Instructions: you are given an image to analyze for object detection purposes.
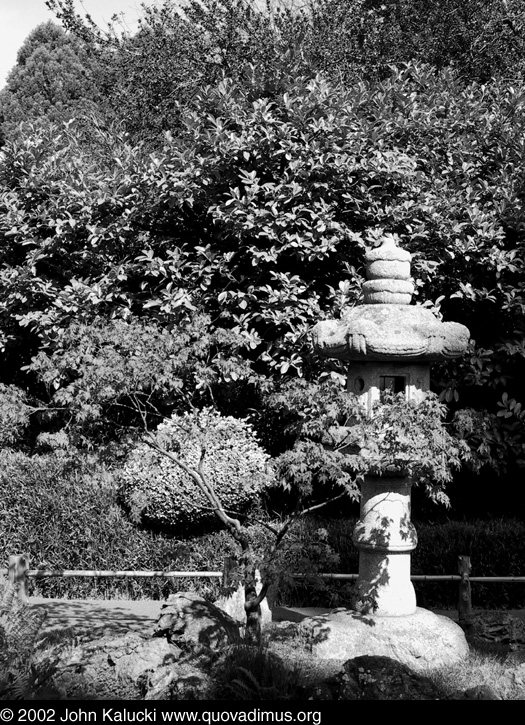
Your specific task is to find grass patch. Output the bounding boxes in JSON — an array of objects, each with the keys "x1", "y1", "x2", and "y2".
[{"x1": 428, "y1": 650, "x2": 524, "y2": 700}]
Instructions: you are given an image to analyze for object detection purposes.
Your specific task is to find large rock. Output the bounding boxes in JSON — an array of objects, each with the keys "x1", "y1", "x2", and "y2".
[
  {"x1": 310, "y1": 655, "x2": 443, "y2": 700},
  {"x1": 48, "y1": 632, "x2": 181, "y2": 700},
  {"x1": 144, "y1": 662, "x2": 212, "y2": 700},
  {"x1": 460, "y1": 611, "x2": 525, "y2": 657},
  {"x1": 298, "y1": 607, "x2": 469, "y2": 672},
  {"x1": 452, "y1": 684, "x2": 502, "y2": 700},
  {"x1": 153, "y1": 592, "x2": 241, "y2": 653}
]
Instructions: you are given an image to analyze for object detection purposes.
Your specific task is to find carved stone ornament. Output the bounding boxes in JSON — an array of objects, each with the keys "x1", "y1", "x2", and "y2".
[{"x1": 312, "y1": 237, "x2": 470, "y2": 362}]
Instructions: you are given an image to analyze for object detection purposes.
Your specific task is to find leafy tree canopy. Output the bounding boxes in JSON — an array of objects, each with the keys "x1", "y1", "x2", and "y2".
[
  {"x1": 1, "y1": 64, "x2": 525, "y2": 463},
  {"x1": 293, "y1": 0, "x2": 525, "y2": 84},
  {"x1": 0, "y1": 21, "x2": 106, "y2": 142},
  {"x1": 43, "y1": 0, "x2": 525, "y2": 146},
  {"x1": 1, "y1": 4, "x2": 525, "y2": 479}
]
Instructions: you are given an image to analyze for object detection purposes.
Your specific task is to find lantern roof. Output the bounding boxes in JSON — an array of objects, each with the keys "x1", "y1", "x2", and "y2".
[{"x1": 312, "y1": 238, "x2": 470, "y2": 362}]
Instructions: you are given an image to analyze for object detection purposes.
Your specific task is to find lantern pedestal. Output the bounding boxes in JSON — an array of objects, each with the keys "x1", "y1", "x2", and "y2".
[
  {"x1": 352, "y1": 474, "x2": 417, "y2": 617},
  {"x1": 295, "y1": 472, "x2": 469, "y2": 672}
]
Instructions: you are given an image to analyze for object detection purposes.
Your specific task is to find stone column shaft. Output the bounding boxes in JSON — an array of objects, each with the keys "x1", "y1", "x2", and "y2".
[{"x1": 352, "y1": 475, "x2": 417, "y2": 616}]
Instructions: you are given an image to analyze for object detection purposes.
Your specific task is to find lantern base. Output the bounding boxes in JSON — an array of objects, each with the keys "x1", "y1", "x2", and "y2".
[{"x1": 298, "y1": 607, "x2": 468, "y2": 673}]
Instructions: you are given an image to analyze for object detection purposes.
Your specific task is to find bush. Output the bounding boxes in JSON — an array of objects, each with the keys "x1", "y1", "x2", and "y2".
[
  {"x1": 118, "y1": 408, "x2": 273, "y2": 534},
  {"x1": 211, "y1": 643, "x2": 306, "y2": 700}
]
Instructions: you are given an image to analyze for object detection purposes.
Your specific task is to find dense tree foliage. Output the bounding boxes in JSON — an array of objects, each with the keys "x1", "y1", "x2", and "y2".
[
  {"x1": 1, "y1": 0, "x2": 525, "y2": 509},
  {"x1": 0, "y1": 21, "x2": 106, "y2": 142},
  {"x1": 1, "y1": 61, "x2": 525, "y2": 468},
  {"x1": 293, "y1": 0, "x2": 525, "y2": 83},
  {"x1": 45, "y1": 0, "x2": 301, "y2": 144},
  {"x1": 43, "y1": 0, "x2": 525, "y2": 146}
]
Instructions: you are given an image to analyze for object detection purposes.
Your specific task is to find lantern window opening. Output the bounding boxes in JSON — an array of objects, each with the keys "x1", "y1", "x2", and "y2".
[{"x1": 379, "y1": 375, "x2": 406, "y2": 396}]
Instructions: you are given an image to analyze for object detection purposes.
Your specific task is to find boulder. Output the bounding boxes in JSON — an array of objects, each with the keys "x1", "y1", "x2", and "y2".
[
  {"x1": 298, "y1": 607, "x2": 469, "y2": 672},
  {"x1": 498, "y1": 663, "x2": 525, "y2": 697},
  {"x1": 144, "y1": 662, "x2": 212, "y2": 700},
  {"x1": 310, "y1": 655, "x2": 443, "y2": 700},
  {"x1": 460, "y1": 611, "x2": 525, "y2": 657},
  {"x1": 454, "y1": 684, "x2": 502, "y2": 700},
  {"x1": 48, "y1": 632, "x2": 180, "y2": 700},
  {"x1": 153, "y1": 592, "x2": 241, "y2": 653},
  {"x1": 505, "y1": 650, "x2": 525, "y2": 666}
]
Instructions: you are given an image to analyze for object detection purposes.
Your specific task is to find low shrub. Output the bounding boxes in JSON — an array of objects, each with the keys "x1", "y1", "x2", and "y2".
[
  {"x1": 211, "y1": 643, "x2": 306, "y2": 700},
  {"x1": 118, "y1": 408, "x2": 273, "y2": 535}
]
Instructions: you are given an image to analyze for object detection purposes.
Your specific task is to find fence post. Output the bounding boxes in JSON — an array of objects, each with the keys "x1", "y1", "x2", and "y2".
[
  {"x1": 222, "y1": 556, "x2": 237, "y2": 590},
  {"x1": 8, "y1": 554, "x2": 29, "y2": 603},
  {"x1": 458, "y1": 555, "x2": 472, "y2": 621}
]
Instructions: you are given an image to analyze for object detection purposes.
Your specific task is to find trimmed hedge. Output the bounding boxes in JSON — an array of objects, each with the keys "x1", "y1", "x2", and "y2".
[
  {"x1": 412, "y1": 518, "x2": 525, "y2": 610},
  {"x1": 117, "y1": 409, "x2": 272, "y2": 535}
]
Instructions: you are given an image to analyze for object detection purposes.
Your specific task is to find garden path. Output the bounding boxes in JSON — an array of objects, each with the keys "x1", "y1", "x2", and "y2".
[
  {"x1": 29, "y1": 597, "x2": 160, "y2": 637},
  {"x1": 28, "y1": 597, "x2": 525, "y2": 638}
]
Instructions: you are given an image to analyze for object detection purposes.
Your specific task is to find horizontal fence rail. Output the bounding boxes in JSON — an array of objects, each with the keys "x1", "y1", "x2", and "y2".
[
  {"x1": 22, "y1": 570, "x2": 223, "y2": 579},
  {"x1": 5, "y1": 554, "x2": 525, "y2": 619},
  {"x1": 309, "y1": 573, "x2": 525, "y2": 582}
]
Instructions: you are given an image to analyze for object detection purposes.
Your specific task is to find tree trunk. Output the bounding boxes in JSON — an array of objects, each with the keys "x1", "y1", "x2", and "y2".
[{"x1": 243, "y1": 563, "x2": 262, "y2": 642}]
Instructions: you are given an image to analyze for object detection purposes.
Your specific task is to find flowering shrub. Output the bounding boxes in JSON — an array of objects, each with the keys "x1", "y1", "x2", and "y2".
[{"x1": 118, "y1": 408, "x2": 273, "y2": 533}]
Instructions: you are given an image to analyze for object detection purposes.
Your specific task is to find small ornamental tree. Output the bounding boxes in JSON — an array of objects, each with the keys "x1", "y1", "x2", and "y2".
[
  {"x1": 3, "y1": 312, "x2": 352, "y2": 638},
  {"x1": 267, "y1": 379, "x2": 471, "y2": 508},
  {"x1": 25, "y1": 314, "x2": 256, "y2": 444},
  {"x1": 1, "y1": 309, "x2": 473, "y2": 637}
]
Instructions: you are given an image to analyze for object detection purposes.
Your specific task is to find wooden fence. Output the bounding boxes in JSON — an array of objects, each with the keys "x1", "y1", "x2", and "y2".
[{"x1": 5, "y1": 553, "x2": 525, "y2": 619}]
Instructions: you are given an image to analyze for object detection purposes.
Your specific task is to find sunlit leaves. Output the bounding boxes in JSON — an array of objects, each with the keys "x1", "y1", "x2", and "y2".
[
  {"x1": 25, "y1": 314, "x2": 254, "y2": 442},
  {"x1": 268, "y1": 381, "x2": 470, "y2": 507}
]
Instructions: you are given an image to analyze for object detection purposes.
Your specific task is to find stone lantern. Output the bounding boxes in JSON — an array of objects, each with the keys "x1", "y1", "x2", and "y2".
[{"x1": 301, "y1": 237, "x2": 471, "y2": 671}]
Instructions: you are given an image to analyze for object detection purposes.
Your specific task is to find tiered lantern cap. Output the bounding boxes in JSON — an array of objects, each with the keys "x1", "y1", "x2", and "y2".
[{"x1": 313, "y1": 238, "x2": 470, "y2": 361}]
